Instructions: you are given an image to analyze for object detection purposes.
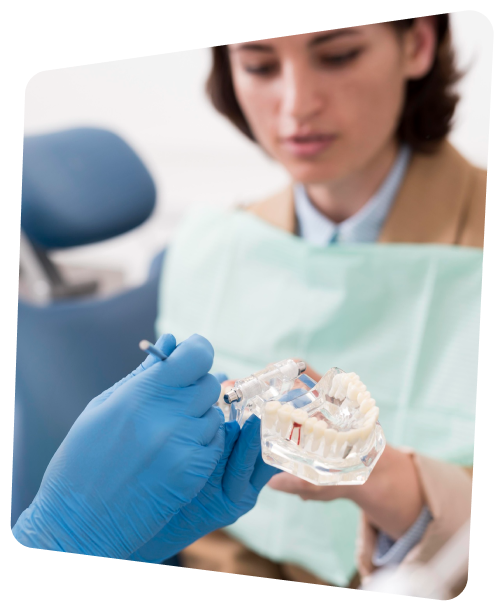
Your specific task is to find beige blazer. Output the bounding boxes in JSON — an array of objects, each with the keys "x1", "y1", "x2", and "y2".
[
  {"x1": 246, "y1": 140, "x2": 486, "y2": 580},
  {"x1": 247, "y1": 140, "x2": 486, "y2": 248}
]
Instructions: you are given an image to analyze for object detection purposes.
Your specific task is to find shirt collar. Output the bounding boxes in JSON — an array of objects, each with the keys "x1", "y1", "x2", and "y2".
[{"x1": 294, "y1": 145, "x2": 411, "y2": 246}]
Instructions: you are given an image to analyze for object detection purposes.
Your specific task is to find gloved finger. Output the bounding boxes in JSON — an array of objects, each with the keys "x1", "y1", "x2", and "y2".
[
  {"x1": 178, "y1": 373, "x2": 222, "y2": 418},
  {"x1": 249, "y1": 454, "x2": 280, "y2": 492},
  {"x1": 212, "y1": 373, "x2": 231, "y2": 410},
  {"x1": 193, "y1": 406, "x2": 226, "y2": 446},
  {"x1": 139, "y1": 334, "x2": 177, "y2": 371},
  {"x1": 207, "y1": 421, "x2": 241, "y2": 482},
  {"x1": 222, "y1": 415, "x2": 262, "y2": 503},
  {"x1": 156, "y1": 334, "x2": 215, "y2": 388},
  {"x1": 116, "y1": 334, "x2": 178, "y2": 385},
  {"x1": 225, "y1": 420, "x2": 241, "y2": 450},
  {"x1": 204, "y1": 416, "x2": 227, "y2": 464},
  {"x1": 86, "y1": 334, "x2": 177, "y2": 410},
  {"x1": 219, "y1": 420, "x2": 241, "y2": 459}
]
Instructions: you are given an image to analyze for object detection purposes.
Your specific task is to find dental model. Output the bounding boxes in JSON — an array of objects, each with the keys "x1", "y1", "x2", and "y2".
[
  {"x1": 219, "y1": 359, "x2": 308, "y2": 425},
  {"x1": 221, "y1": 360, "x2": 386, "y2": 486}
]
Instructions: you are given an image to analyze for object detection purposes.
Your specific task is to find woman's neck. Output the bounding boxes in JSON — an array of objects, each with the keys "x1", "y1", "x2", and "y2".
[{"x1": 303, "y1": 140, "x2": 400, "y2": 224}]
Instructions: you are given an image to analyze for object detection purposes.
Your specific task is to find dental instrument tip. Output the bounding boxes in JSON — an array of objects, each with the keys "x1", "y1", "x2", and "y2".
[{"x1": 139, "y1": 340, "x2": 168, "y2": 361}]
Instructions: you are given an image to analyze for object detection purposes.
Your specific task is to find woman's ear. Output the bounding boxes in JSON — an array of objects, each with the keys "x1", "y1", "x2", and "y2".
[{"x1": 401, "y1": 16, "x2": 438, "y2": 80}]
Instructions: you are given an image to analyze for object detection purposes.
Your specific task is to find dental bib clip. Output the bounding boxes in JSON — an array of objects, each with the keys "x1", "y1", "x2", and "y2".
[{"x1": 219, "y1": 359, "x2": 386, "y2": 486}]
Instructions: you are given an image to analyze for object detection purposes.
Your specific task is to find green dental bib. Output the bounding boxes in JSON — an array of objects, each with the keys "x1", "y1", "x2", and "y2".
[{"x1": 157, "y1": 207, "x2": 482, "y2": 585}]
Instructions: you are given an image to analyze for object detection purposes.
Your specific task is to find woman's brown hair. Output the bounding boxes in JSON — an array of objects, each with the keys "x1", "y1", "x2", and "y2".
[{"x1": 206, "y1": 15, "x2": 460, "y2": 153}]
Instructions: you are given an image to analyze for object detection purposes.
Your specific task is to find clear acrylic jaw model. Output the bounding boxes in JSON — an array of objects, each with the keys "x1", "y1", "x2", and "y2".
[{"x1": 220, "y1": 360, "x2": 386, "y2": 486}]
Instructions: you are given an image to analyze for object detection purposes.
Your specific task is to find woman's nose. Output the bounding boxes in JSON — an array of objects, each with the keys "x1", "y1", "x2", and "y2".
[{"x1": 279, "y1": 62, "x2": 324, "y2": 122}]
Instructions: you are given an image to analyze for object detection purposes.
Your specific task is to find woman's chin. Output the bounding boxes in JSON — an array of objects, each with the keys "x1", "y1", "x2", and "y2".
[
  {"x1": 286, "y1": 162, "x2": 349, "y2": 186},
  {"x1": 271, "y1": 148, "x2": 353, "y2": 185}
]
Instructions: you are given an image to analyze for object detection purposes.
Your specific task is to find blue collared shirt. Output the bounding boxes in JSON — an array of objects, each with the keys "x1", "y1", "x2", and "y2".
[
  {"x1": 294, "y1": 145, "x2": 411, "y2": 245},
  {"x1": 293, "y1": 144, "x2": 433, "y2": 566}
]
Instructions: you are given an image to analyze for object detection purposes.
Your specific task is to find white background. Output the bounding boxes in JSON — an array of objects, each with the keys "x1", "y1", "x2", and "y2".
[{"x1": 23, "y1": 11, "x2": 494, "y2": 285}]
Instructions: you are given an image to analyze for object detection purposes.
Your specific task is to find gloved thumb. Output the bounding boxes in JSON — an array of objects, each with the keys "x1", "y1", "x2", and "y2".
[
  {"x1": 145, "y1": 334, "x2": 215, "y2": 389},
  {"x1": 86, "y1": 334, "x2": 177, "y2": 410}
]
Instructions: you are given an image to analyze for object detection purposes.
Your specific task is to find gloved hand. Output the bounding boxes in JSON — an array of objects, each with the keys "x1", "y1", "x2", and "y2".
[
  {"x1": 13, "y1": 333, "x2": 225, "y2": 559},
  {"x1": 129, "y1": 414, "x2": 279, "y2": 563}
]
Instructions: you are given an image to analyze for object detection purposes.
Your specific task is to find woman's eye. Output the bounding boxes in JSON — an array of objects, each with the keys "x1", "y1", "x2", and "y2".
[
  {"x1": 320, "y1": 49, "x2": 362, "y2": 66},
  {"x1": 244, "y1": 63, "x2": 277, "y2": 76}
]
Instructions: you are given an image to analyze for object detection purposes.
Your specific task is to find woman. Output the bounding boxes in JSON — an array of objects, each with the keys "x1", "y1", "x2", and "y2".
[{"x1": 156, "y1": 15, "x2": 485, "y2": 588}]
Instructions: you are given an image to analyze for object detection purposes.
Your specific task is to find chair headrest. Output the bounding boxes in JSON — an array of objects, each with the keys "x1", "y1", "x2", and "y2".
[{"x1": 21, "y1": 127, "x2": 156, "y2": 249}]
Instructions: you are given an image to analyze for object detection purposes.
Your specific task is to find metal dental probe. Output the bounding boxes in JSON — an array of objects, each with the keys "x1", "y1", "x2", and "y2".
[{"x1": 139, "y1": 339, "x2": 168, "y2": 361}]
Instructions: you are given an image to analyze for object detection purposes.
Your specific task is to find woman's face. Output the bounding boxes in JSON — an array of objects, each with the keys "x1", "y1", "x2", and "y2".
[{"x1": 228, "y1": 23, "x2": 436, "y2": 184}]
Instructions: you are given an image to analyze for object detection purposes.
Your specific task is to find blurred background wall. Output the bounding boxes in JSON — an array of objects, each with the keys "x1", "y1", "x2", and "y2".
[{"x1": 23, "y1": 11, "x2": 493, "y2": 286}]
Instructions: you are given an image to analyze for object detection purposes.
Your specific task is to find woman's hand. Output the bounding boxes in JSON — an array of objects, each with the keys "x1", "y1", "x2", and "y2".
[
  {"x1": 272, "y1": 360, "x2": 426, "y2": 540},
  {"x1": 269, "y1": 444, "x2": 426, "y2": 541}
]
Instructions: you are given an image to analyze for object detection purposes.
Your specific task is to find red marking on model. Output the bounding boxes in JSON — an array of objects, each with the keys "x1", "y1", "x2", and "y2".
[{"x1": 289, "y1": 422, "x2": 302, "y2": 445}]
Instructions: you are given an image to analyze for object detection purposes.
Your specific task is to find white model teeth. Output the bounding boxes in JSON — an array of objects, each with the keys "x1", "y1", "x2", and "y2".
[
  {"x1": 301, "y1": 416, "x2": 317, "y2": 445},
  {"x1": 263, "y1": 401, "x2": 281, "y2": 429},
  {"x1": 357, "y1": 390, "x2": 371, "y2": 404},
  {"x1": 336, "y1": 431, "x2": 352, "y2": 457},
  {"x1": 330, "y1": 371, "x2": 358, "y2": 399},
  {"x1": 340, "y1": 398, "x2": 355, "y2": 411},
  {"x1": 360, "y1": 397, "x2": 376, "y2": 414},
  {"x1": 347, "y1": 381, "x2": 365, "y2": 402},
  {"x1": 329, "y1": 372, "x2": 373, "y2": 414},
  {"x1": 357, "y1": 408, "x2": 379, "y2": 442},
  {"x1": 278, "y1": 404, "x2": 295, "y2": 437},
  {"x1": 330, "y1": 374, "x2": 347, "y2": 401},
  {"x1": 261, "y1": 371, "x2": 380, "y2": 459},
  {"x1": 312, "y1": 420, "x2": 328, "y2": 451},
  {"x1": 323, "y1": 429, "x2": 338, "y2": 457},
  {"x1": 364, "y1": 406, "x2": 379, "y2": 425},
  {"x1": 303, "y1": 417, "x2": 317, "y2": 435},
  {"x1": 292, "y1": 410, "x2": 308, "y2": 425},
  {"x1": 289, "y1": 410, "x2": 308, "y2": 444}
]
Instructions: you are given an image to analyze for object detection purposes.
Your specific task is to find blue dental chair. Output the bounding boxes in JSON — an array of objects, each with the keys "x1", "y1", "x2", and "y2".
[{"x1": 13, "y1": 127, "x2": 177, "y2": 565}]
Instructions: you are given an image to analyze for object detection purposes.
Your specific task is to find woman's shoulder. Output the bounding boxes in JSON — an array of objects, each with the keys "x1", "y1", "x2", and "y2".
[
  {"x1": 416, "y1": 141, "x2": 486, "y2": 248},
  {"x1": 448, "y1": 145, "x2": 487, "y2": 248},
  {"x1": 430, "y1": 140, "x2": 486, "y2": 190},
  {"x1": 380, "y1": 141, "x2": 487, "y2": 248},
  {"x1": 245, "y1": 186, "x2": 296, "y2": 235}
]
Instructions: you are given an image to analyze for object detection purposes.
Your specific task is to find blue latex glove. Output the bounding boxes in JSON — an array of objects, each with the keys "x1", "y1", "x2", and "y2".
[
  {"x1": 213, "y1": 372, "x2": 229, "y2": 384},
  {"x1": 13, "y1": 334, "x2": 225, "y2": 559},
  {"x1": 129, "y1": 414, "x2": 279, "y2": 563}
]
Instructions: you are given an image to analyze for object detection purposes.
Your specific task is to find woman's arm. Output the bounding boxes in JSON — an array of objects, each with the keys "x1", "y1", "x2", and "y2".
[
  {"x1": 268, "y1": 361, "x2": 473, "y2": 573},
  {"x1": 269, "y1": 444, "x2": 425, "y2": 540},
  {"x1": 276, "y1": 360, "x2": 425, "y2": 539}
]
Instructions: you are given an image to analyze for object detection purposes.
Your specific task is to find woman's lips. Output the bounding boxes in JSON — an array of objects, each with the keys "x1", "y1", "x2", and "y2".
[{"x1": 281, "y1": 134, "x2": 337, "y2": 157}]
